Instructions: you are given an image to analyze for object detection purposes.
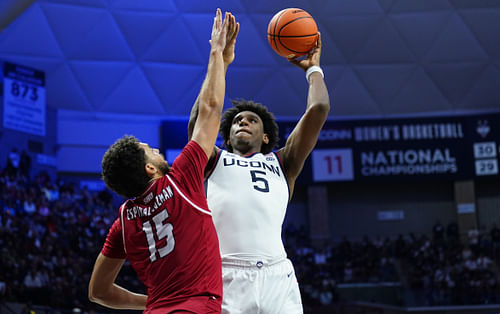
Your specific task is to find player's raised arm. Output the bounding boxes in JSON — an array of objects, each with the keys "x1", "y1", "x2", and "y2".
[
  {"x1": 188, "y1": 11, "x2": 239, "y2": 147},
  {"x1": 189, "y1": 9, "x2": 229, "y2": 158},
  {"x1": 278, "y1": 33, "x2": 330, "y2": 195}
]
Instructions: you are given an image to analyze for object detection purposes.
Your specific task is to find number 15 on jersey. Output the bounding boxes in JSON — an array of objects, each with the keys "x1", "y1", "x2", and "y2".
[{"x1": 312, "y1": 148, "x2": 354, "y2": 182}]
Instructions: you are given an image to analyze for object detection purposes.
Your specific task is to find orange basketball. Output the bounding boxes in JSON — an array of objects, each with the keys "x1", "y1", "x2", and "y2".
[{"x1": 267, "y1": 8, "x2": 319, "y2": 58}]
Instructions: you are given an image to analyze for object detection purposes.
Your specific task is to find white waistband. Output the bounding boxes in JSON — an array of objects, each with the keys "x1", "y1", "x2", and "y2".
[{"x1": 221, "y1": 255, "x2": 287, "y2": 268}]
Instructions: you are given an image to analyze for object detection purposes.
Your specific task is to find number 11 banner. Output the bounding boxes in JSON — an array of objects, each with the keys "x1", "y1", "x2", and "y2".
[
  {"x1": 312, "y1": 148, "x2": 354, "y2": 182},
  {"x1": 2, "y1": 61, "x2": 46, "y2": 136}
]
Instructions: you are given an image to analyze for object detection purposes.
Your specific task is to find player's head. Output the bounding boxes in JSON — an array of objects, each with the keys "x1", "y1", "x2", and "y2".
[
  {"x1": 101, "y1": 135, "x2": 169, "y2": 199},
  {"x1": 220, "y1": 99, "x2": 279, "y2": 154}
]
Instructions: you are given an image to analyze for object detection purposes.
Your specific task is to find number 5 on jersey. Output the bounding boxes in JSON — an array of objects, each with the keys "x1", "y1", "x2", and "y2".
[{"x1": 250, "y1": 170, "x2": 269, "y2": 192}]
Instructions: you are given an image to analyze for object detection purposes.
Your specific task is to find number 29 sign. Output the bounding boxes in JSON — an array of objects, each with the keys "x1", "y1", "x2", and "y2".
[{"x1": 311, "y1": 148, "x2": 354, "y2": 182}]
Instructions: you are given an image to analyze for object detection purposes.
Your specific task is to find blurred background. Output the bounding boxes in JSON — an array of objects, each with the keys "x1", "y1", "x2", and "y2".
[{"x1": 1, "y1": 0, "x2": 500, "y2": 313}]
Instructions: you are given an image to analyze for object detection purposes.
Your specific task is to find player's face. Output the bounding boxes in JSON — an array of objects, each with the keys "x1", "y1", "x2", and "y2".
[
  {"x1": 229, "y1": 111, "x2": 269, "y2": 153},
  {"x1": 140, "y1": 143, "x2": 169, "y2": 175}
]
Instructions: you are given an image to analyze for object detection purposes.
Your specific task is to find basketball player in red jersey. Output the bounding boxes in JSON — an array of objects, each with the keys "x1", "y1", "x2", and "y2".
[
  {"x1": 88, "y1": 9, "x2": 239, "y2": 313},
  {"x1": 188, "y1": 33, "x2": 329, "y2": 313}
]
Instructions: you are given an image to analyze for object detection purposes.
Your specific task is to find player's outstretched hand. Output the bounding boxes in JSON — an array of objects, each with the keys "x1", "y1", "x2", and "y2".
[
  {"x1": 223, "y1": 13, "x2": 240, "y2": 67},
  {"x1": 288, "y1": 32, "x2": 322, "y2": 71},
  {"x1": 210, "y1": 8, "x2": 229, "y2": 53}
]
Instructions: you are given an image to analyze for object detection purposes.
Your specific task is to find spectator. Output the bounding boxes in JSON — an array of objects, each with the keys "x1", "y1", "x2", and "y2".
[
  {"x1": 433, "y1": 220, "x2": 445, "y2": 242},
  {"x1": 446, "y1": 221, "x2": 459, "y2": 242},
  {"x1": 19, "y1": 150, "x2": 31, "y2": 178},
  {"x1": 23, "y1": 196, "x2": 36, "y2": 215},
  {"x1": 468, "y1": 228, "x2": 480, "y2": 255},
  {"x1": 5, "y1": 148, "x2": 20, "y2": 177},
  {"x1": 491, "y1": 223, "x2": 500, "y2": 259}
]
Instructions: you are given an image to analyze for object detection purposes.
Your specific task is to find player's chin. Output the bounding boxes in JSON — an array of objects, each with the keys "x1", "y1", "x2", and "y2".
[{"x1": 234, "y1": 136, "x2": 251, "y2": 144}]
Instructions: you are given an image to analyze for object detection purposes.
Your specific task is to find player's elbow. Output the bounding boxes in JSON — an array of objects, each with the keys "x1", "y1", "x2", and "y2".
[
  {"x1": 88, "y1": 283, "x2": 107, "y2": 304},
  {"x1": 310, "y1": 99, "x2": 330, "y2": 117},
  {"x1": 205, "y1": 95, "x2": 224, "y2": 111},
  {"x1": 206, "y1": 98, "x2": 222, "y2": 110},
  {"x1": 88, "y1": 292, "x2": 98, "y2": 303},
  {"x1": 199, "y1": 99, "x2": 223, "y2": 118},
  {"x1": 88, "y1": 286, "x2": 98, "y2": 302}
]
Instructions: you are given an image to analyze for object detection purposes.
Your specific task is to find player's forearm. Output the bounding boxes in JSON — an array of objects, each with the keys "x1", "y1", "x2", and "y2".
[
  {"x1": 198, "y1": 49, "x2": 225, "y2": 113},
  {"x1": 188, "y1": 50, "x2": 225, "y2": 140},
  {"x1": 307, "y1": 72, "x2": 330, "y2": 114},
  {"x1": 89, "y1": 283, "x2": 147, "y2": 310},
  {"x1": 188, "y1": 95, "x2": 200, "y2": 140}
]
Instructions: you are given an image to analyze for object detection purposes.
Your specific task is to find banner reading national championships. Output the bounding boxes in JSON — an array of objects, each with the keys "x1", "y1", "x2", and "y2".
[{"x1": 277, "y1": 113, "x2": 500, "y2": 183}]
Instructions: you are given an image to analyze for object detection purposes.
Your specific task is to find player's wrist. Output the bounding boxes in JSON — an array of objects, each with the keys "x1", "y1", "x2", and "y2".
[
  {"x1": 306, "y1": 65, "x2": 324, "y2": 82},
  {"x1": 210, "y1": 47, "x2": 224, "y2": 55}
]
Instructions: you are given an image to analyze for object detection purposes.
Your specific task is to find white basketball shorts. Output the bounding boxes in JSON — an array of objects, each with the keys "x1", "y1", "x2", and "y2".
[{"x1": 220, "y1": 257, "x2": 303, "y2": 314}]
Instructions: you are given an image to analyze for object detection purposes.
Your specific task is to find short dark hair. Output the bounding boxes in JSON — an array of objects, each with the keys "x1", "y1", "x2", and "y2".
[
  {"x1": 220, "y1": 99, "x2": 279, "y2": 154},
  {"x1": 101, "y1": 135, "x2": 149, "y2": 199}
]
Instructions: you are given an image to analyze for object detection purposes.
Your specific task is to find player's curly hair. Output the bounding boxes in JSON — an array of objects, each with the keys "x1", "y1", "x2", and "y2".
[
  {"x1": 101, "y1": 135, "x2": 150, "y2": 199},
  {"x1": 220, "y1": 99, "x2": 279, "y2": 154}
]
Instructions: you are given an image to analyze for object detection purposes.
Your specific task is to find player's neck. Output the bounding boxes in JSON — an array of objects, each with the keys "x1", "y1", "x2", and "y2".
[{"x1": 232, "y1": 145, "x2": 261, "y2": 156}]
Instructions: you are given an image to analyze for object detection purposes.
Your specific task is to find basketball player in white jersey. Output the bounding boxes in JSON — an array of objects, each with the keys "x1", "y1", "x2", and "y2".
[{"x1": 188, "y1": 31, "x2": 329, "y2": 313}]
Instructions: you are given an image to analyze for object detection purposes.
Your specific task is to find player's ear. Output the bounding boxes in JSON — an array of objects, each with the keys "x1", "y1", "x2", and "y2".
[
  {"x1": 263, "y1": 134, "x2": 269, "y2": 145},
  {"x1": 226, "y1": 139, "x2": 231, "y2": 146},
  {"x1": 145, "y1": 163, "x2": 157, "y2": 177}
]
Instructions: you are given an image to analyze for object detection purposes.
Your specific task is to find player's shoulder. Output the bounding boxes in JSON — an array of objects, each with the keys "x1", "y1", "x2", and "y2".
[
  {"x1": 183, "y1": 140, "x2": 205, "y2": 157},
  {"x1": 171, "y1": 140, "x2": 207, "y2": 171}
]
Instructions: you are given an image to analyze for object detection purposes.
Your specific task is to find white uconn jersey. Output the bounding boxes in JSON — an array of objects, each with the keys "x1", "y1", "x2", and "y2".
[{"x1": 207, "y1": 149, "x2": 289, "y2": 259}]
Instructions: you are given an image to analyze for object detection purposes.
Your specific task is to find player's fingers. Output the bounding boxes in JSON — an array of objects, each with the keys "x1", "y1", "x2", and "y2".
[
  {"x1": 223, "y1": 11, "x2": 229, "y2": 28},
  {"x1": 228, "y1": 13, "x2": 234, "y2": 32},
  {"x1": 216, "y1": 8, "x2": 221, "y2": 26},
  {"x1": 218, "y1": 9, "x2": 224, "y2": 30},
  {"x1": 231, "y1": 15, "x2": 238, "y2": 38},
  {"x1": 212, "y1": 11, "x2": 218, "y2": 32},
  {"x1": 287, "y1": 56, "x2": 299, "y2": 65},
  {"x1": 229, "y1": 20, "x2": 239, "y2": 42},
  {"x1": 233, "y1": 22, "x2": 240, "y2": 41},
  {"x1": 225, "y1": 14, "x2": 233, "y2": 38}
]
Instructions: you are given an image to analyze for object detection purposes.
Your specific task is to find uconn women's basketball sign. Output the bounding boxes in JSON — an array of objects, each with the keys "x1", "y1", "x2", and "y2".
[{"x1": 277, "y1": 113, "x2": 500, "y2": 183}]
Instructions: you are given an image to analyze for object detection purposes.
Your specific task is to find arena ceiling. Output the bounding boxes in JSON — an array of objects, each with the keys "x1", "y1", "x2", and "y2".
[{"x1": 1, "y1": 0, "x2": 499, "y2": 119}]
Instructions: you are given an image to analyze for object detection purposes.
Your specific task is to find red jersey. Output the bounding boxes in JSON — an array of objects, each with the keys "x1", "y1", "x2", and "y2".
[{"x1": 101, "y1": 141, "x2": 222, "y2": 312}]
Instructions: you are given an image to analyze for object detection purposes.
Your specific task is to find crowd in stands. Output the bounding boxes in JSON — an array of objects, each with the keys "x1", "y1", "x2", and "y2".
[
  {"x1": 399, "y1": 221, "x2": 500, "y2": 305},
  {"x1": 284, "y1": 226, "x2": 399, "y2": 307},
  {"x1": 283, "y1": 219, "x2": 500, "y2": 308},
  {"x1": 1, "y1": 151, "x2": 500, "y2": 312},
  {"x1": 0, "y1": 153, "x2": 144, "y2": 312}
]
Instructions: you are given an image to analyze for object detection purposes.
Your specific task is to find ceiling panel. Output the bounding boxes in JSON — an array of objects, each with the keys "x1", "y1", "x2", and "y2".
[{"x1": 0, "y1": 0, "x2": 498, "y2": 118}]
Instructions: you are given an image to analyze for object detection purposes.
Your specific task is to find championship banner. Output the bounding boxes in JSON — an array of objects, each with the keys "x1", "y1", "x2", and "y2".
[
  {"x1": 278, "y1": 113, "x2": 500, "y2": 183},
  {"x1": 2, "y1": 61, "x2": 46, "y2": 136}
]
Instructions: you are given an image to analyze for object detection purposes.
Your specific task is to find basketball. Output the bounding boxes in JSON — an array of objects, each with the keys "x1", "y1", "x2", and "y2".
[{"x1": 267, "y1": 8, "x2": 319, "y2": 58}]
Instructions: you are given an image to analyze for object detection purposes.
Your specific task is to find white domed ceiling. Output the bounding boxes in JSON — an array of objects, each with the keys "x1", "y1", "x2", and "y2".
[{"x1": 1, "y1": 0, "x2": 499, "y2": 118}]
